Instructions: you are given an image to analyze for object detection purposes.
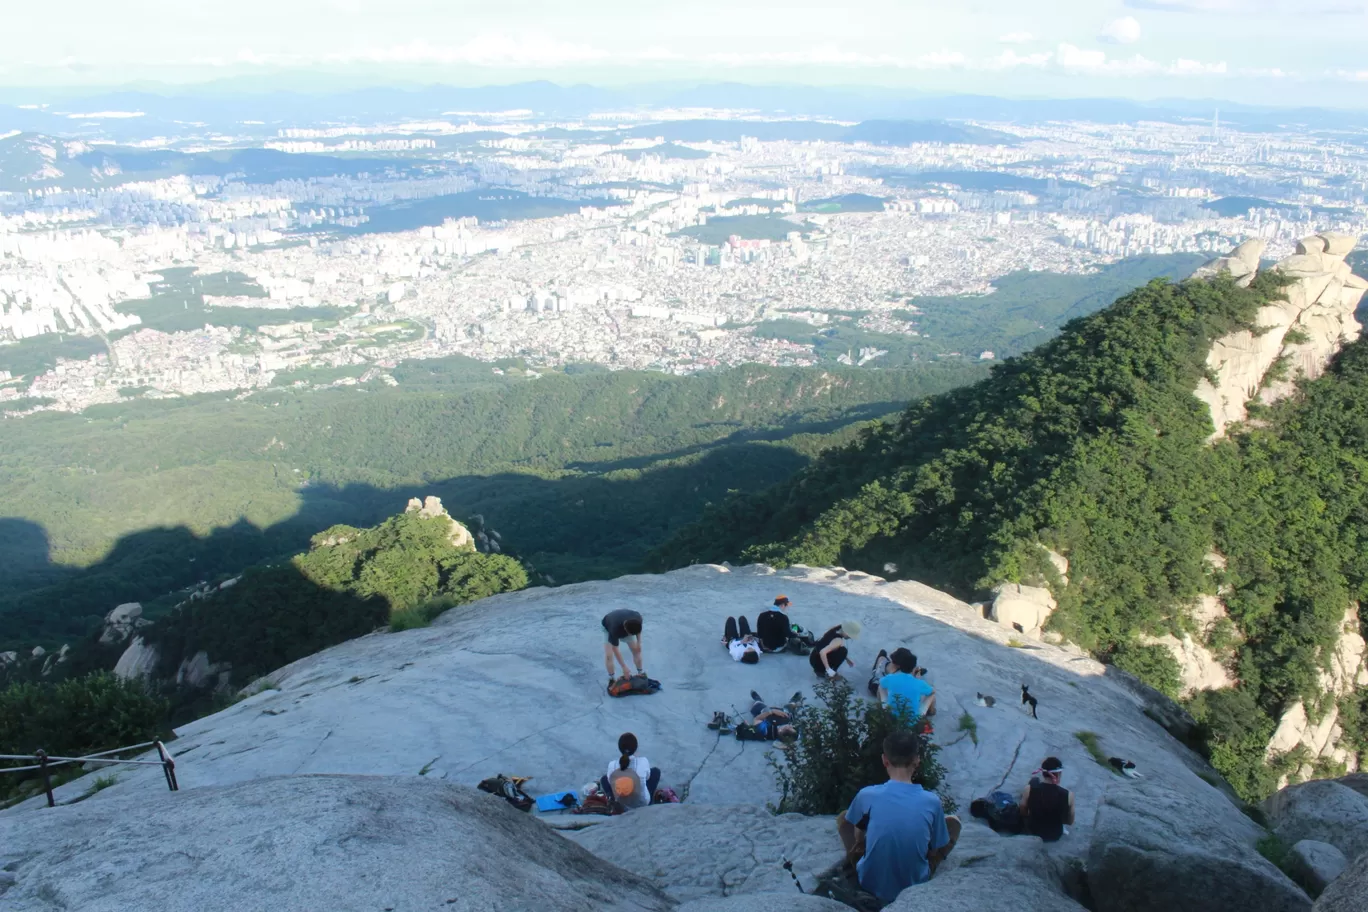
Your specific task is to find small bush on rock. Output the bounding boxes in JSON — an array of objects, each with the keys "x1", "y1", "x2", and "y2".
[{"x1": 770, "y1": 678, "x2": 953, "y2": 816}]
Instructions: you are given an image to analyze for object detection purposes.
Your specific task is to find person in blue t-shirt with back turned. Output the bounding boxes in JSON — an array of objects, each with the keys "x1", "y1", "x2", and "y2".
[{"x1": 837, "y1": 730, "x2": 961, "y2": 904}]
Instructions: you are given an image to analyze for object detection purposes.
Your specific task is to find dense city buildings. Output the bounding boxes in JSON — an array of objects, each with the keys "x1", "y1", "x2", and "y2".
[{"x1": 2, "y1": 113, "x2": 1365, "y2": 415}]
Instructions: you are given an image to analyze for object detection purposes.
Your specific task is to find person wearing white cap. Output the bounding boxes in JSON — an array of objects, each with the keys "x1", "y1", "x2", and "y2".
[{"x1": 808, "y1": 619, "x2": 861, "y2": 680}]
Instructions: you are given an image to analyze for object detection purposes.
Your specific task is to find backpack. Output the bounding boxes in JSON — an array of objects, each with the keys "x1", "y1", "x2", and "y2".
[
  {"x1": 651, "y1": 787, "x2": 680, "y2": 805},
  {"x1": 608, "y1": 674, "x2": 663, "y2": 697},
  {"x1": 607, "y1": 768, "x2": 648, "y2": 809},
  {"x1": 969, "y1": 790, "x2": 1023, "y2": 834},
  {"x1": 811, "y1": 866, "x2": 887, "y2": 911},
  {"x1": 476, "y1": 774, "x2": 534, "y2": 813},
  {"x1": 572, "y1": 791, "x2": 623, "y2": 816}
]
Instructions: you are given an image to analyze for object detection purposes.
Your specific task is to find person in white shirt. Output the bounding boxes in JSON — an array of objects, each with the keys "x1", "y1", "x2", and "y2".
[
  {"x1": 722, "y1": 615, "x2": 762, "y2": 664},
  {"x1": 601, "y1": 732, "x2": 660, "y2": 808}
]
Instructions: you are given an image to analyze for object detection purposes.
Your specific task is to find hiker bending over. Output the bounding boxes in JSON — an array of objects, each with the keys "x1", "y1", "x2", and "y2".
[
  {"x1": 878, "y1": 648, "x2": 936, "y2": 719},
  {"x1": 1019, "y1": 757, "x2": 1074, "y2": 842},
  {"x1": 722, "y1": 616, "x2": 762, "y2": 664},
  {"x1": 756, "y1": 596, "x2": 814, "y2": 654},
  {"x1": 837, "y1": 731, "x2": 961, "y2": 903},
  {"x1": 809, "y1": 621, "x2": 861, "y2": 680},
  {"x1": 601, "y1": 608, "x2": 645, "y2": 684},
  {"x1": 734, "y1": 690, "x2": 801, "y2": 742},
  {"x1": 602, "y1": 732, "x2": 661, "y2": 810}
]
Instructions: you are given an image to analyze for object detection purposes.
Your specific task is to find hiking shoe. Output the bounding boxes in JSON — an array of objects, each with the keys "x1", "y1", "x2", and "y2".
[
  {"x1": 750, "y1": 690, "x2": 763, "y2": 704},
  {"x1": 707, "y1": 711, "x2": 728, "y2": 730},
  {"x1": 789, "y1": 691, "x2": 804, "y2": 707}
]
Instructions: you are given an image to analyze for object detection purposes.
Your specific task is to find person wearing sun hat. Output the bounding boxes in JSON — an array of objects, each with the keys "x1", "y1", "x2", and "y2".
[{"x1": 808, "y1": 619, "x2": 861, "y2": 679}]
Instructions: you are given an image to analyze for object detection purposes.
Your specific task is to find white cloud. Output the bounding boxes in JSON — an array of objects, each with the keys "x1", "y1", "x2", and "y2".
[
  {"x1": 986, "y1": 49, "x2": 1054, "y2": 69},
  {"x1": 1169, "y1": 58, "x2": 1228, "y2": 75},
  {"x1": 1056, "y1": 43, "x2": 1227, "y2": 77},
  {"x1": 64, "y1": 110, "x2": 145, "y2": 118},
  {"x1": 998, "y1": 31, "x2": 1036, "y2": 44},
  {"x1": 1099, "y1": 16, "x2": 1143, "y2": 44},
  {"x1": 1335, "y1": 68, "x2": 1368, "y2": 80}
]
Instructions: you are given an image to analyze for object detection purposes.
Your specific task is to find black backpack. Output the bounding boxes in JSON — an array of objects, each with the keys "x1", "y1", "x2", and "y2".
[{"x1": 476, "y1": 775, "x2": 533, "y2": 812}]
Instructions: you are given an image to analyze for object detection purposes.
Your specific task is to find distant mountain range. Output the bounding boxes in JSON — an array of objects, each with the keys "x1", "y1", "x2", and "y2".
[{"x1": 4, "y1": 81, "x2": 1367, "y2": 144}]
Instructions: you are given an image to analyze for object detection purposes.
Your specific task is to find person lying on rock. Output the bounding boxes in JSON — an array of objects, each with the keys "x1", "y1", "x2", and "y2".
[
  {"x1": 756, "y1": 595, "x2": 814, "y2": 654},
  {"x1": 722, "y1": 615, "x2": 762, "y2": 664},
  {"x1": 878, "y1": 648, "x2": 936, "y2": 719},
  {"x1": 1019, "y1": 757, "x2": 1073, "y2": 842},
  {"x1": 733, "y1": 690, "x2": 802, "y2": 743},
  {"x1": 809, "y1": 620, "x2": 861, "y2": 680},
  {"x1": 601, "y1": 732, "x2": 661, "y2": 810},
  {"x1": 601, "y1": 608, "x2": 646, "y2": 684},
  {"x1": 837, "y1": 730, "x2": 961, "y2": 903}
]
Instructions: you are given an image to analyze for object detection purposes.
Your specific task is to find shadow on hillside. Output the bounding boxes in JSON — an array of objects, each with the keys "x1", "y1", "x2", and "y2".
[{"x1": 0, "y1": 440, "x2": 813, "y2": 652}]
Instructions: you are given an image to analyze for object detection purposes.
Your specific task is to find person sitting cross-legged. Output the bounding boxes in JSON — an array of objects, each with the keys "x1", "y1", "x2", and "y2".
[
  {"x1": 878, "y1": 647, "x2": 936, "y2": 720},
  {"x1": 836, "y1": 730, "x2": 961, "y2": 904},
  {"x1": 601, "y1": 732, "x2": 661, "y2": 811},
  {"x1": 756, "y1": 596, "x2": 814, "y2": 654}
]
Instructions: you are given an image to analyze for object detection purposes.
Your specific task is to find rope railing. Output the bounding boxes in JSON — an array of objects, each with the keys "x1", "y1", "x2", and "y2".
[{"x1": 0, "y1": 740, "x2": 178, "y2": 807}]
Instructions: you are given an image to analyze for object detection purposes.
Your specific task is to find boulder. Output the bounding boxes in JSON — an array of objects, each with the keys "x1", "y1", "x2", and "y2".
[
  {"x1": 1335, "y1": 773, "x2": 1368, "y2": 800},
  {"x1": 888, "y1": 829, "x2": 1086, "y2": 911},
  {"x1": 0, "y1": 775, "x2": 674, "y2": 912},
  {"x1": 1297, "y1": 236, "x2": 1329, "y2": 256},
  {"x1": 406, "y1": 494, "x2": 476, "y2": 550},
  {"x1": 1319, "y1": 233, "x2": 1359, "y2": 258},
  {"x1": 1287, "y1": 840, "x2": 1347, "y2": 897},
  {"x1": 112, "y1": 636, "x2": 160, "y2": 681},
  {"x1": 100, "y1": 602, "x2": 146, "y2": 645},
  {"x1": 1312, "y1": 847, "x2": 1368, "y2": 912},
  {"x1": 1264, "y1": 779, "x2": 1368, "y2": 863},
  {"x1": 990, "y1": 583, "x2": 1056, "y2": 638},
  {"x1": 175, "y1": 650, "x2": 231, "y2": 689},
  {"x1": 1232, "y1": 238, "x2": 1268, "y2": 271},
  {"x1": 1087, "y1": 786, "x2": 1311, "y2": 912},
  {"x1": 566, "y1": 804, "x2": 843, "y2": 903}
]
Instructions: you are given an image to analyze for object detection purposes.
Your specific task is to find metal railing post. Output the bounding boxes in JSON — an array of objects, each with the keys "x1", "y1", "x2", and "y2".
[
  {"x1": 155, "y1": 741, "x2": 178, "y2": 792},
  {"x1": 37, "y1": 749, "x2": 54, "y2": 808}
]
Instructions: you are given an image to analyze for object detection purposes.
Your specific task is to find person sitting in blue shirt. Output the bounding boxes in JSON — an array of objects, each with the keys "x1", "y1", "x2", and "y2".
[
  {"x1": 879, "y1": 648, "x2": 936, "y2": 720},
  {"x1": 837, "y1": 730, "x2": 960, "y2": 903}
]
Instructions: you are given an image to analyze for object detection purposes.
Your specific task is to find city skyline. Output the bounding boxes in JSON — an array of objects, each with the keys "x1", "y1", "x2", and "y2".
[{"x1": 4, "y1": 0, "x2": 1368, "y2": 109}]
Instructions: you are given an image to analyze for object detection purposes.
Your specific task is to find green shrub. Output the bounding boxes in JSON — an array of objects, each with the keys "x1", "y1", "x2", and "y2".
[
  {"x1": 1074, "y1": 731, "x2": 1110, "y2": 769},
  {"x1": 769, "y1": 678, "x2": 953, "y2": 816},
  {"x1": 1111, "y1": 643, "x2": 1183, "y2": 699},
  {"x1": 1188, "y1": 688, "x2": 1279, "y2": 802},
  {"x1": 957, "y1": 711, "x2": 978, "y2": 746},
  {"x1": 0, "y1": 672, "x2": 167, "y2": 801}
]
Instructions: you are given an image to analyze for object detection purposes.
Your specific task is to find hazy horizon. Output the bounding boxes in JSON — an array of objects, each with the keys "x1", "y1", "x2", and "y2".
[{"x1": 3, "y1": 0, "x2": 1367, "y2": 109}]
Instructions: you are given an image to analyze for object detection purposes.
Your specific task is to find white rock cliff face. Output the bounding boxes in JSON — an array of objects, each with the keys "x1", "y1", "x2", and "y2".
[
  {"x1": 1, "y1": 564, "x2": 1308, "y2": 912},
  {"x1": 1193, "y1": 232, "x2": 1365, "y2": 440}
]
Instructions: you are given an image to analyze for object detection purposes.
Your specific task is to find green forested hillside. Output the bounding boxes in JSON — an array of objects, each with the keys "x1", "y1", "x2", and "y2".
[
  {"x1": 652, "y1": 272, "x2": 1368, "y2": 799},
  {"x1": 0, "y1": 358, "x2": 985, "y2": 649}
]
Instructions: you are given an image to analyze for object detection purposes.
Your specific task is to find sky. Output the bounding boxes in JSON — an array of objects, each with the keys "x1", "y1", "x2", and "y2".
[{"x1": 6, "y1": 0, "x2": 1368, "y2": 107}]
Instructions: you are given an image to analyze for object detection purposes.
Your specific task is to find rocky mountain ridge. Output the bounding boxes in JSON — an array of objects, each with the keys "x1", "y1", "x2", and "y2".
[{"x1": 4, "y1": 562, "x2": 1359, "y2": 911}]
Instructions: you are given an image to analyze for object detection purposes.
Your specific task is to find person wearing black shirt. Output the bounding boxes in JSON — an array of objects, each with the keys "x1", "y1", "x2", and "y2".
[
  {"x1": 601, "y1": 608, "x2": 645, "y2": 684},
  {"x1": 1020, "y1": 757, "x2": 1074, "y2": 842}
]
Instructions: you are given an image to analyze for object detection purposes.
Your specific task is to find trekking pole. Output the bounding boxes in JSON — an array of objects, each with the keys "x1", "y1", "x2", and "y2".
[{"x1": 782, "y1": 858, "x2": 805, "y2": 893}]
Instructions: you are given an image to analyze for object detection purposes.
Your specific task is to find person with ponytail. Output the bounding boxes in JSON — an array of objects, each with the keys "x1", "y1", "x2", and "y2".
[
  {"x1": 600, "y1": 732, "x2": 661, "y2": 810},
  {"x1": 1019, "y1": 756, "x2": 1074, "y2": 842}
]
